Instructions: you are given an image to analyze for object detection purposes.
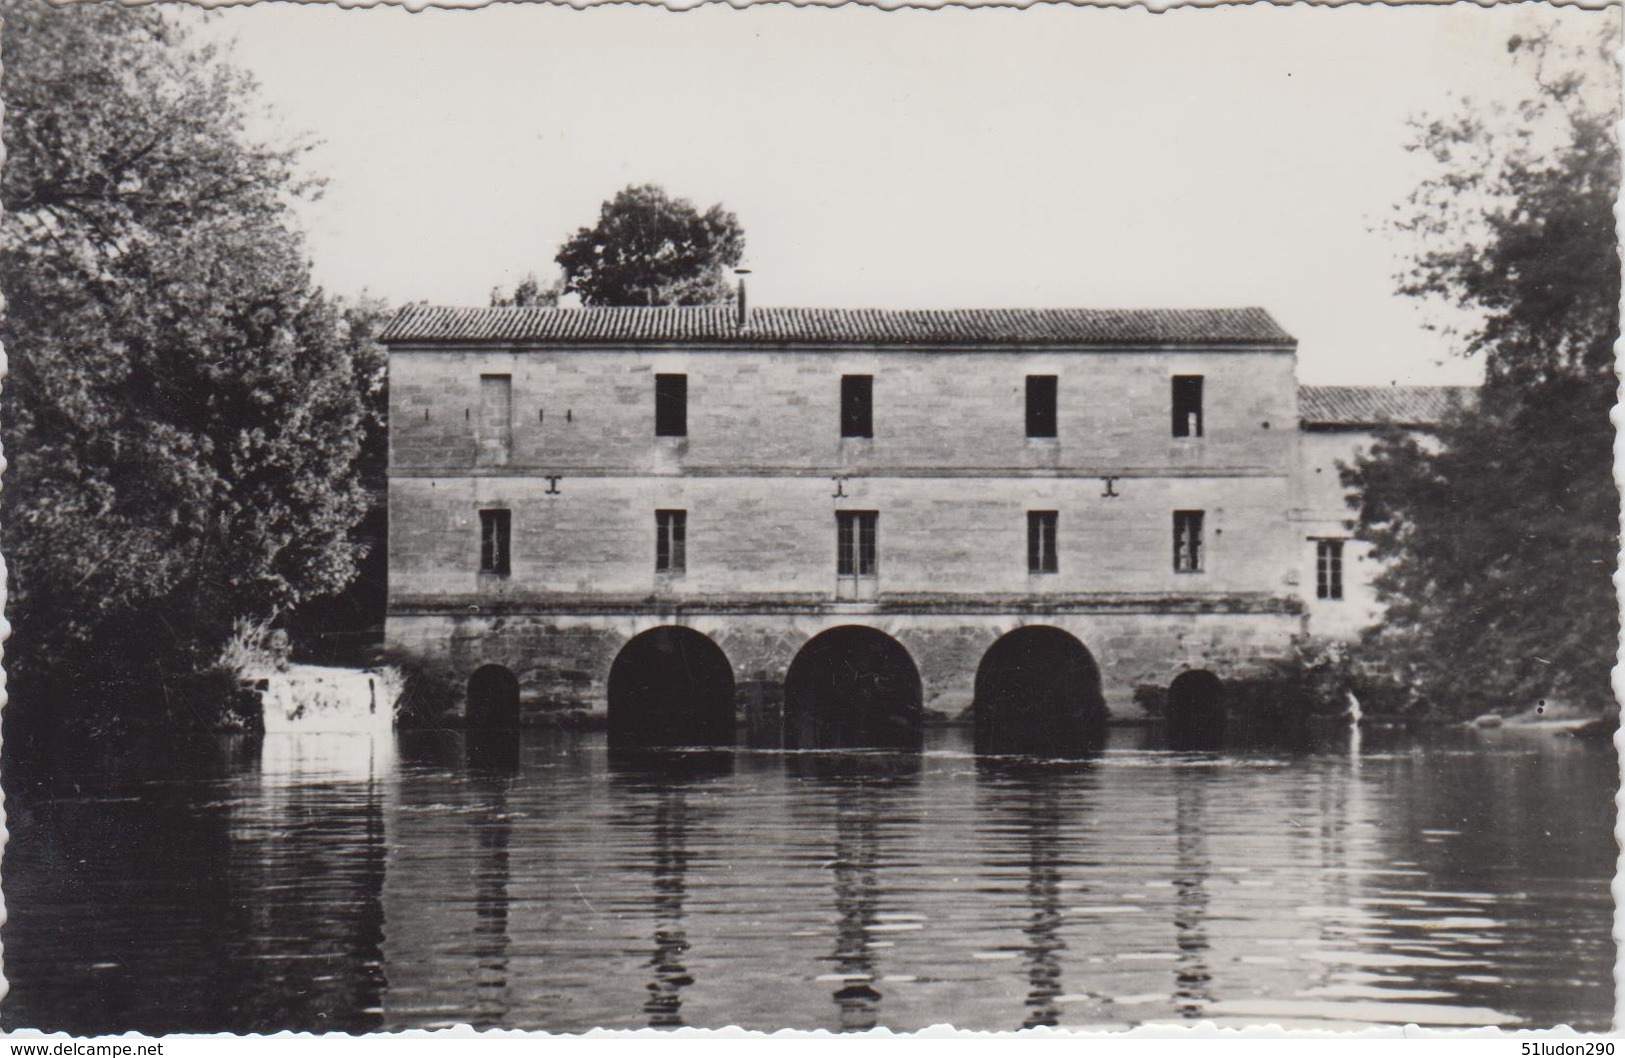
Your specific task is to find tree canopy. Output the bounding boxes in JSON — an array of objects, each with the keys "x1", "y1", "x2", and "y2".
[
  {"x1": 1349, "y1": 30, "x2": 1620, "y2": 717},
  {"x1": 1, "y1": 2, "x2": 380, "y2": 718},
  {"x1": 554, "y1": 184, "x2": 745, "y2": 307}
]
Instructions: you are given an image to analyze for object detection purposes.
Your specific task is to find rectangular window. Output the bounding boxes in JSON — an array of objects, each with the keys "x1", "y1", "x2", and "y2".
[
  {"x1": 841, "y1": 374, "x2": 873, "y2": 438},
  {"x1": 1316, "y1": 539, "x2": 1344, "y2": 600},
  {"x1": 655, "y1": 373, "x2": 687, "y2": 437},
  {"x1": 1172, "y1": 375, "x2": 1204, "y2": 438},
  {"x1": 656, "y1": 510, "x2": 687, "y2": 573},
  {"x1": 1026, "y1": 375, "x2": 1058, "y2": 438},
  {"x1": 1173, "y1": 510, "x2": 1204, "y2": 573},
  {"x1": 836, "y1": 511, "x2": 879, "y2": 578},
  {"x1": 1028, "y1": 511, "x2": 1058, "y2": 574},
  {"x1": 477, "y1": 374, "x2": 513, "y2": 465},
  {"x1": 479, "y1": 509, "x2": 511, "y2": 576}
]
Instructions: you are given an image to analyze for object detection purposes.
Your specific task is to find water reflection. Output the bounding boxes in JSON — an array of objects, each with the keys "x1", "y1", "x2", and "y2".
[
  {"x1": 1170, "y1": 768, "x2": 1213, "y2": 1018},
  {"x1": 607, "y1": 752, "x2": 733, "y2": 1029},
  {"x1": 466, "y1": 735, "x2": 516, "y2": 1029},
  {"x1": 828, "y1": 780, "x2": 886, "y2": 1031},
  {"x1": 2, "y1": 727, "x2": 1614, "y2": 1034},
  {"x1": 974, "y1": 759, "x2": 1096, "y2": 1029}
]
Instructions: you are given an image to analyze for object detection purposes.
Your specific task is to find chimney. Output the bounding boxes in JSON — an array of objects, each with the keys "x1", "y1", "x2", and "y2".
[{"x1": 734, "y1": 268, "x2": 752, "y2": 328}]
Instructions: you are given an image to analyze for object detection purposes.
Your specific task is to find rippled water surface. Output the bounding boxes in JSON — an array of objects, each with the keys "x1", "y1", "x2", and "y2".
[{"x1": 3, "y1": 726, "x2": 1615, "y2": 1033}]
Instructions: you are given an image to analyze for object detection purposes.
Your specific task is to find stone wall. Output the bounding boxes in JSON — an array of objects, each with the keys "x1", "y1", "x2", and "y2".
[
  {"x1": 386, "y1": 338, "x2": 1308, "y2": 731},
  {"x1": 386, "y1": 607, "x2": 1304, "y2": 725}
]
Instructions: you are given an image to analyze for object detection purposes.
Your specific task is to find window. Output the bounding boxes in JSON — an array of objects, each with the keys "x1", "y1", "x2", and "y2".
[
  {"x1": 841, "y1": 375, "x2": 873, "y2": 438},
  {"x1": 1173, "y1": 510, "x2": 1204, "y2": 573},
  {"x1": 836, "y1": 511, "x2": 879, "y2": 578},
  {"x1": 1316, "y1": 539, "x2": 1344, "y2": 600},
  {"x1": 656, "y1": 510, "x2": 687, "y2": 574},
  {"x1": 1172, "y1": 375, "x2": 1203, "y2": 438},
  {"x1": 1028, "y1": 511, "x2": 1058, "y2": 574},
  {"x1": 655, "y1": 373, "x2": 687, "y2": 437},
  {"x1": 478, "y1": 374, "x2": 513, "y2": 465},
  {"x1": 1026, "y1": 375, "x2": 1057, "y2": 438},
  {"x1": 479, "y1": 509, "x2": 511, "y2": 576}
]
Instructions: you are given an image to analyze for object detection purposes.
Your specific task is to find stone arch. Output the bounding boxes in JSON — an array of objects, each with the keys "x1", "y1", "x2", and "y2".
[
  {"x1": 467, "y1": 664, "x2": 521, "y2": 729},
  {"x1": 784, "y1": 626, "x2": 923, "y2": 751},
  {"x1": 974, "y1": 626, "x2": 1107, "y2": 757},
  {"x1": 1166, "y1": 669, "x2": 1227, "y2": 751},
  {"x1": 607, "y1": 626, "x2": 737, "y2": 750}
]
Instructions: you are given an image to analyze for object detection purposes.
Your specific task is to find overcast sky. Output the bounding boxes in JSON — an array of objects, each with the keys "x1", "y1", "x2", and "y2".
[{"x1": 196, "y1": 3, "x2": 1618, "y2": 385}]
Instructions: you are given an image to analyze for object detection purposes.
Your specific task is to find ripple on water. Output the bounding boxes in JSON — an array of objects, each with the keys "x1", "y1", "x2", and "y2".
[{"x1": 0, "y1": 726, "x2": 1614, "y2": 1034}]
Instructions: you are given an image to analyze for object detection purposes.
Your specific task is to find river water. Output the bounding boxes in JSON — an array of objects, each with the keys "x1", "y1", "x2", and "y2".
[{"x1": 2, "y1": 725, "x2": 1615, "y2": 1034}]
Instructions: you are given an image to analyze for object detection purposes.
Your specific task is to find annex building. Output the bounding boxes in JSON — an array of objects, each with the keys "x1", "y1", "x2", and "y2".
[{"x1": 378, "y1": 303, "x2": 1467, "y2": 752}]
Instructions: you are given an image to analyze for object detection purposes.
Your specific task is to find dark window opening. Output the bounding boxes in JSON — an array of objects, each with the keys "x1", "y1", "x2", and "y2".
[
  {"x1": 1172, "y1": 375, "x2": 1204, "y2": 438},
  {"x1": 656, "y1": 509, "x2": 687, "y2": 573},
  {"x1": 1026, "y1": 375, "x2": 1058, "y2": 438},
  {"x1": 1174, "y1": 510, "x2": 1204, "y2": 573},
  {"x1": 841, "y1": 374, "x2": 873, "y2": 438},
  {"x1": 479, "y1": 509, "x2": 511, "y2": 575},
  {"x1": 1316, "y1": 539, "x2": 1344, "y2": 600},
  {"x1": 836, "y1": 511, "x2": 878, "y2": 578},
  {"x1": 655, "y1": 373, "x2": 687, "y2": 437},
  {"x1": 1028, "y1": 511, "x2": 1058, "y2": 574}
]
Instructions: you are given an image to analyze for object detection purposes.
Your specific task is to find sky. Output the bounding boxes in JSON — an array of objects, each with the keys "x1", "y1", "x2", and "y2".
[{"x1": 194, "y1": 2, "x2": 1619, "y2": 385}]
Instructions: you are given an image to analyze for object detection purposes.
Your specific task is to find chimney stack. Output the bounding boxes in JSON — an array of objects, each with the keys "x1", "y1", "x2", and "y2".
[{"x1": 734, "y1": 268, "x2": 752, "y2": 328}]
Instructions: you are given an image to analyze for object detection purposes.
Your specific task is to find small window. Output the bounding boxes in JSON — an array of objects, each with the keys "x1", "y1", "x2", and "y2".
[
  {"x1": 1028, "y1": 511, "x2": 1058, "y2": 574},
  {"x1": 655, "y1": 373, "x2": 687, "y2": 437},
  {"x1": 656, "y1": 510, "x2": 687, "y2": 573},
  {"x1": 841, "y1": 375, "x2": 873, "y2": 438},
  {"x1": 1173, "y1": 510, "x2": 1204, "y2": 573},
  {"x1": 479, "y1": 509, "x2": 511, "y2": 576},
  {"x1": 1026, "y1": 375, "x2": 1057, "y2": 438},
  {"x1": 1172, "y1": 375, "x2": 1203, "y2": 438},
  {"x1": 1316, "y1": 539, "x2": 1344, "y2": 600},
  {"x1": 836, "y1": 511, "x2": 878, "y2": 578}
]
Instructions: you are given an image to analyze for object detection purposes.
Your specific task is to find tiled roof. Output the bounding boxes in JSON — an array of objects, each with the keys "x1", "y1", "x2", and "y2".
[
  {"x1": 380, "y1": 304, "x2": 1295, "y2": 347},
  {"x1": 1300, "y1": 385, "x2": 1475, "y2": 427}
]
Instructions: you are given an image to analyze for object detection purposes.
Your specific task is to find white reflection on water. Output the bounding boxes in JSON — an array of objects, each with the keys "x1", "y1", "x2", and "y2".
[{"x1": 259, "y1": 732, "x2": 397, "y2": 785}]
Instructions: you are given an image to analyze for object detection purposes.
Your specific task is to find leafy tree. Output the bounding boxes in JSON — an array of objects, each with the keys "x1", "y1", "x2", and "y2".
[
  {"x1": 555, "y1": 184, "x2": 745, "y2": 307},
  {"x1": 1349, "y1": 30, "x2": 1620, "y2": 717},
  {"x1": 1, "y1": 2, "x2": 375, "y2": 720},
  {"x1": 489, "y1": 272, "x2": 561, "y2": 308}
]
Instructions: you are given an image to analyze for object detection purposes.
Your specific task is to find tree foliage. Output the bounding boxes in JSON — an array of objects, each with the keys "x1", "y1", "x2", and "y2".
[
  {"x1": 489, "y1": 272, "x2": 561, "y2": 308},
  {"x1": 1350, "y1": 30, "x2": 1620, "y2": 716},
  {"x1": 555, "y1": 184, "x2": 745, "y2": 307},
  {"x1": 1, "y1": 2, "x2": 376, "y2": 716}
]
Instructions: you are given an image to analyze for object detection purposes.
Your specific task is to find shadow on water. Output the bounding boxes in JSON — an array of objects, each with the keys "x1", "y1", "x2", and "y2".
[
  {"x1": 808, "y1": 763, "x2": 923, "y2": 1032},
  {"x1": 608, "y1": 755, "x2": 732, "y2": 1028},
  {"x1": 607, "y1": 747, "x2": 737, "y2": 782},
  {"x1": 784, "y1": 749, "x2": 923, "y2": 784},
  {"x1": 974, "y1": 755, "x2": 1098, "y2": 1028},
  {"x1": 464, "y1": 738, "x2": 516, "y2": 1029},
  {"x1": 1170, "y1": 770, "x2": 1214, "y2": 1017}
]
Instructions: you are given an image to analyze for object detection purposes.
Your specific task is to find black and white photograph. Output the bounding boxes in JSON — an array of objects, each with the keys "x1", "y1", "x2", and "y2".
[{"x1": 0, "y1": 0, "x2": 1618, "y2": 1038}]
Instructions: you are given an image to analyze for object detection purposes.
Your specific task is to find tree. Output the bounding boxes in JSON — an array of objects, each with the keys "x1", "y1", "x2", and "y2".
[
  {"x1": 1, "y1": 2, "x2": 375, "y2": 720},
  {"x1": 1349, "y1": 30, "x2": 1620, "y2": 717},
  {"x1": 555, "y1": 184, "x2": 745, "y2": 307},
  {"x1": 489, "y1": 272, "x2": 561, "y2": 308}
]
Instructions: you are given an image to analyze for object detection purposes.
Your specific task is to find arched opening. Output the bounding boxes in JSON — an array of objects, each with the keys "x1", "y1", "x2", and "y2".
[
  {"x1": 783, "y1": 626, "x2": 922, "y2": 751},
  {"x1": 974, "y1": 626, "x2": 1106, "y2": 758},
  {"x1": 467, "y1": 664, "x2": 521, "y2": 729},
  {"x1": 607, "y1": 626, "x2": 737, "y2": 750},
  {"x1": 1166, "y1": 670, "x2": 1226, "y2": 751}
]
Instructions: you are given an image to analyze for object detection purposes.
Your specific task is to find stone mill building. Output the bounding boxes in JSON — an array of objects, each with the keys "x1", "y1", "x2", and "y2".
[{"x1": 378, "y1": 303, "x2": 1466, "y2": 752}]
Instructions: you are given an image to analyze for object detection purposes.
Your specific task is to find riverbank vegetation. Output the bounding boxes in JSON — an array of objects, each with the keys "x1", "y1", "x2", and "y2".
[
  {"x1": 1349, "y1": 29, "x2": 1621, "y2": 722},
  {"x1": 1, "y1": 3, "x2": 388, "y2": 733}
]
